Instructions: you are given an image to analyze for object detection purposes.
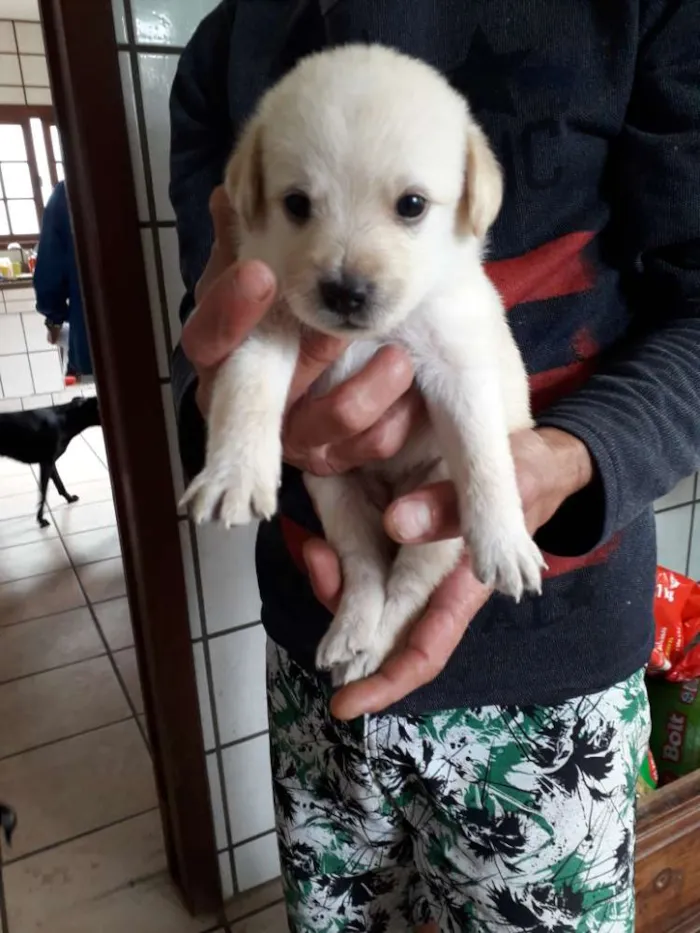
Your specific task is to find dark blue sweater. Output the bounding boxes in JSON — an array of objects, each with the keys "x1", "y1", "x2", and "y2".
[
  {"x1": 169, "y1": 0, "x2": 700, "y2": 713},
  {"x1": 34, "y1": 181, "x2": 92, "y2": 376}
]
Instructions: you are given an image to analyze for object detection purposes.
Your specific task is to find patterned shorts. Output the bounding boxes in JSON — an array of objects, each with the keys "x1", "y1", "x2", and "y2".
[{"x1": 267, "y1": 641, "x2": 651, "y2": 933}]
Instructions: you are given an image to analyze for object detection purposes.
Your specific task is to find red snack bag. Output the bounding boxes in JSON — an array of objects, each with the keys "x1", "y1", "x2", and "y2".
[{"x1": 649, "y1": 567, "x2": 700, "y2": 681}]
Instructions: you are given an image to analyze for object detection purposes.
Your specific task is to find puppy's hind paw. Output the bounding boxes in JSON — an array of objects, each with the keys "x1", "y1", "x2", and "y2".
[
  {"x1": 180, "y1": 463, "x2": 279, "y2": 527},
  {"x1": 316, "y1": 595, "x2": 386, "y2": 686},
  {"x1": 470, "y1": 524, "x2": 546, "y2": 602}
]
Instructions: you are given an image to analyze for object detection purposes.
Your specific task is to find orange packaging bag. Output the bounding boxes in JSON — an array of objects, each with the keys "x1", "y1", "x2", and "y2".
[{"x1": 649, "y1": 567, "x2": 700, "y2": 681}]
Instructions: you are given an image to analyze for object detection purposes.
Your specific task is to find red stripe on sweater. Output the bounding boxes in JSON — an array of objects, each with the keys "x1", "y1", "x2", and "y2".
[{"x1": 485, "y1": 231, "x2": 596, "y2": 310}]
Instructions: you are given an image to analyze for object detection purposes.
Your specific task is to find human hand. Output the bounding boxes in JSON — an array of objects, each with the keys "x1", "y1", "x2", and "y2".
[
  {"x1": 45, "y1": 323, "x2": 62, "y2": 345},
  {"x1": 183, "y1": 187, "x2": 426, "y2": 471},
  {"x1": 305, "y1": 427, "x2": 594, "y2": 719}
]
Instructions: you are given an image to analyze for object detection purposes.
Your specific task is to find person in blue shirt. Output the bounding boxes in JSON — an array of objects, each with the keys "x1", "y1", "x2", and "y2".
[{"x1": 33, "y1": 181, "x2": 92, "y2": 378}]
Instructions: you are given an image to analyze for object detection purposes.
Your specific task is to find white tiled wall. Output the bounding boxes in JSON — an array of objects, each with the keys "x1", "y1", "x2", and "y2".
[
  {"x1": 0, "y1": 286, "x2": 65, "y2": 408},
  {"x1": 655, "y1": 475, "x2": 700, "y2": 579},
  {"x1": 112, "y1": 0, "x2": 278, "y2": 903},
  {"x1": 0, "y1": 18, "x2": 52, "y2": 106}
]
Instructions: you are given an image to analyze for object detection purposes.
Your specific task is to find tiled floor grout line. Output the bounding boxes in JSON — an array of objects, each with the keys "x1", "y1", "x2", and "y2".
[
  {"x1": 0, "y1": 716, "x2": 134, "y2": 765},
  {"x1": 46, "y1": 509, "x2": 149, "y2": 748},
  {"x1": 2, "y1": 806, "x2": 160, "y2": 867},
  {"x1": 0, "y1": 648, "x2": 110, "y2": 687},
  {"x1": 0, "y1": 509, "x2": 116, "y2": 550},
  {"x1": 229, "y1": 897, "x2": 286, "y2": 930},
  {"x1": 0, "y1": 546, "x2": 122, "y2": 588},
  {"x1": 0, "y1": 600, "x2": 87, "y2": 631}
]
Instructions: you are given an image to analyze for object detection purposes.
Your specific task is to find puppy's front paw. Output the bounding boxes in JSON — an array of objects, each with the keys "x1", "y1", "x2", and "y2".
[
  {"x1": 468, "y1": 514, "x2": 545, "y2": 601},
  {"x1": 316, "y1": 593, "x2": 385, "y2": 687},
  {"x1": 181, "y1": 458, "x2": 280, "y2": 527}
]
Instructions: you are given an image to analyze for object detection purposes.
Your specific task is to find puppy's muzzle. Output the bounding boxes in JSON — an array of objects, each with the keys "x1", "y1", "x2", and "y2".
[{"x1": 318, "y1": 273, "x2": 375, "y2": 327}]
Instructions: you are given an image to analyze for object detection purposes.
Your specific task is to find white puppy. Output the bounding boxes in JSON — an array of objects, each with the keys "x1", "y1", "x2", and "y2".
[{"x1": 182, "y1": 44, "x2": 544, "y2": 685}]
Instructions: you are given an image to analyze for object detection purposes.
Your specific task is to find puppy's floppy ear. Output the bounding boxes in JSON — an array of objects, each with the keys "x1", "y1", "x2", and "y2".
[
  {"x1": 224, "y1": 119, "x2": 266, "y2": 231},
  {"x1": 456, "y1": 122, "x2": 503, "y2": 240}
]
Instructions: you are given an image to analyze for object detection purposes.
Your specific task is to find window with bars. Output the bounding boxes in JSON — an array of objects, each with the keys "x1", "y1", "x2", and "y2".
[{"x1": 0, "y1": 104, "x2": 62, "y2": 247}]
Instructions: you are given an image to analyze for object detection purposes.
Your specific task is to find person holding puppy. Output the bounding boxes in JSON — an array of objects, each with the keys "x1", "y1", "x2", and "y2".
[{"x1": 170, "y1": 2, "x2": 700, "y2": 931}]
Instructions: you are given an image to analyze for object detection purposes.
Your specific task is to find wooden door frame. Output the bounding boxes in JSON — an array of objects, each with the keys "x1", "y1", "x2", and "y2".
[{"x1": 39, "y1": 0, "x2": 220, "y2": 915}]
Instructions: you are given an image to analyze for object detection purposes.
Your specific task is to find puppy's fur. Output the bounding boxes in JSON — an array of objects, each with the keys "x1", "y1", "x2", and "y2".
[
  {"x1": 183, "y1": 45, "x2": 544, "y2": 684},
  {"x1": 0, "y1": 396, "x2": 100, "y2": 527}
]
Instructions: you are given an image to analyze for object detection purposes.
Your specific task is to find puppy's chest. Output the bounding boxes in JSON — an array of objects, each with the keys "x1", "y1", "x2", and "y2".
[{"x1": 314, "y1": 336, "x2": 442, "y2": 499}]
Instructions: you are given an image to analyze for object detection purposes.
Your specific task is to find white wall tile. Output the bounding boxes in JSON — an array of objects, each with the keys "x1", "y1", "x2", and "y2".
[
  {"x1": 0, "y1": 52, "x2": 21, "y2": 84},
  {"x1": 222, "y1": 734, "x2": 275, "y2": 844},
  {"x1": 14, "y1": 22, "x2": 43, "y2": 54},
  {"x1": 0, "y1": 315, "x2": 27, "y2": 355},
  {"x1": 0, "y1": 399, "x2": 19, "y2": 412},
  {"x1": 112, "y1": 0, "x2": 127, "y2": 44},
  {"x1": 194, "y1": 642, "x2": 215, "y2": 751},
  {"x1": 19, "y1": 52, "x2": 48, "y2": 86},
  {"x1": 206, "y1": 752, "x2": 228, "y2": 850},
  {"x1": 29, "y1": 349, "x2": 63, "y2": 394},
  {"x1": 138, "y1": 53, "x2": 178, "y2": 221},
  {"x1": 4, "y1": 287, "x2": 34, "y2": 303},
  {"x1": 235, "y1": 833, "x2": 280, "y2": 893},
  {"x1": 178, "y1": 520, "x2": 202, "y2": 638},
  {"x1": 130, "y1": 0, "x2": 220, "y2": 47},
  {"x1": 0, "y1": 86, "x2": 23, "y2": 103},
  {"x1": 118, "y1": 52, "x2": 149, "y2": 222},
  {"x1": 196, "y1": 523, "x2": 262, "y2": 634},
  {"x1": 0, "y1": 22, "x2": 17, "y2": 53},
  {"x1": 140, "y1": 229, "x2": 170, "y2": 377},
  {"x1": 160, "y1": 383, "x2": 185, "y2": 508},
  {"x1": 158, "y1": 227, "x2": 183, "y2": 346},
  {"x1": 211, "y1": 625, "x2": 268, "y2": 746},
  {"x1": 219, "y1": 852, "x2": 235, "y2": 901},
  {"x1": 655, "y1": 475, "x2": 698, "y2": 512},
  {"x1": 21, "y1": 312, "x2": 47, "y2": 352},
  {"x1": 656, "y1": 506, "x2": 693, "y2": 574},
  {"x1": 0, "y1": 354, "x2": 33, "y2": 397},
  {"x1": 24, "y1": 85, "x2": 50, "y2": 105},
  {"x1": 2, "y1": 2, "x2": 39, "y2": 20},
  {"x1": 3, "y1": 299, "x2": 36, "y2": 312},
  {"x1": 21, "y1": 393, "x2": 51, "y2": 410}
]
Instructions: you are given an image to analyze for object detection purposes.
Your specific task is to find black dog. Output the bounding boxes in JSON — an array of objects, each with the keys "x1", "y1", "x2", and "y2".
[
  {"x1": 0, "y1": 803, "x2": 17, "y2": 845},
  {"x1": 0, "y1": 396, "x2": 101, "y2": 528}
]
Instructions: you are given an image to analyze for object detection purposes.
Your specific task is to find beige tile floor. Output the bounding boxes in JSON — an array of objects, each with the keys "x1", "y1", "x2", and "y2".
[{"x1": 0, "y1": 429, "x2": 285, "y2": 932}]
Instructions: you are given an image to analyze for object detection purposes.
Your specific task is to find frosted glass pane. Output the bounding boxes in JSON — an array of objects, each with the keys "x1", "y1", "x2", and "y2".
[
  {"x1": 0, "y1": 124, "x2": 27, "y2": 161},
  {"x1": 56, "y1": 162, "x2": 64, "y2": 182},
  {"x1": 7, "y1": 199, "x2": 39, "y2": 235},
  {"x1": 1, "y1": 162, "x2": 32, "y2": 198},
  {"x1": 50, "y1": 125, "x2": 62, "y2": 162},
  {"x1": 0, "y1": 201, "x2": 9, "y2": 236},
  {"x1": 30, "y1": 117, "x2": 52, "y2": 206}
]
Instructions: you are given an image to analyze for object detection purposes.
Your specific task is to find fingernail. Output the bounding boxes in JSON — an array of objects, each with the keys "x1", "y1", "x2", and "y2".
[
  {"x1": 391, "y1": 501, "x2": 433, "y2": 541},
  {"x1": 235, "y1": 261, "x2": 275, "y2": 302}
]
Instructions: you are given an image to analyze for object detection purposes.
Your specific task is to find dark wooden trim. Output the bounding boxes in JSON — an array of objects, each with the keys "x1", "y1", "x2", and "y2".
[
  {"x1": 636, "y1": 772, "x2": 700, "y2": 933},
  {"x1": 39, "y1": 0, "x2": 221, "y2": 915},
  {"x1": 0, "y1": 104, "x2": 54, "y2": 121}
]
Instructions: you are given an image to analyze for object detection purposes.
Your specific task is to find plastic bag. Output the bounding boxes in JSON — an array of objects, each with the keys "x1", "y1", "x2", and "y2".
[{"x1": 648, "y1": 567, "x2": 700, "y2": 681}]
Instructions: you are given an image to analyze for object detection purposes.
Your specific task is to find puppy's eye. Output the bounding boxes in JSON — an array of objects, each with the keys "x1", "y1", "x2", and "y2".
[
  {"x1": 283, "y1": 191, "x2": 312, "y2": 224},
  {"x1": 396, "y1": 193, "x2": 428, "y2": 222}
]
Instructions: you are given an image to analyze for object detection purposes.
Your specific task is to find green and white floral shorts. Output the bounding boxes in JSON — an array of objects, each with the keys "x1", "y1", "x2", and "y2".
[{"x1": 267, "y1": 641, "x2": 651, "y2": 933}]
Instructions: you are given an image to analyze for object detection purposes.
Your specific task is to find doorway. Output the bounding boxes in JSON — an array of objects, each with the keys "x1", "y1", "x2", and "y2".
[{"x1": 0, "y1": 0, "x2": 221, "y2": 927}]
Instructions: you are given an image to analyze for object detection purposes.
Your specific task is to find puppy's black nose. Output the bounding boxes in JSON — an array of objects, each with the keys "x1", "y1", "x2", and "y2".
[{"x1": 318, "y1": 275, "x2": 372, "y2": 318}]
